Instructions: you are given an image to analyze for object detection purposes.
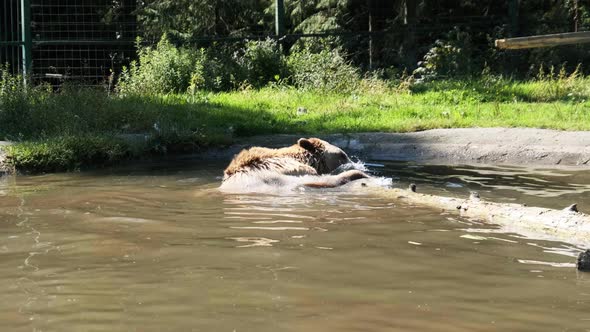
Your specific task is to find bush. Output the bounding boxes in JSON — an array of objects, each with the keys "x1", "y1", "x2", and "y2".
[
  {"x1": 119, "y1": 38, "x2": 363, "y2": 93},
  {"x1": 0, "y1": 67, "x2": 30, "y2": 140},
  {"x1": 237, "y1": 38, "x2": 287, "y2": 88},
  {"x1": 190, "y1": 39, "x2": 286, "y2": 92},
  {"x1": 189, "y1": 46, "x2": 241, "y2": 92},
  {"x1": 413, "y1": 27, "x2": 476, "y2": 81},
  {"x1": 120, "y1": 38, "x2": 287, "y2": 93},
  {"x1": 287, "y1": 47, "x2": 360, "y2": 92},
  {"x1": 0, "y1": 77, "x2": 135, "y2": 140},
  {"x1": 118, "y1": 36, "x2": 195, "y2": 95},
  {"x1": 531, "y1": 63, "x2": 589, "y2": 102},
  {"x1": 0, "y1": 66, "x2": 26, "y2": 100},
  {"x1": 0, "y1": 66, "x2": 54, "y2": 140}
]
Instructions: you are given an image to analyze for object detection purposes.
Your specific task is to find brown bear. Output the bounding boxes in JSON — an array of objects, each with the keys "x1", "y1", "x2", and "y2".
[{"x1": 220, "y1": 138, "x2": 369, "y2": 192}]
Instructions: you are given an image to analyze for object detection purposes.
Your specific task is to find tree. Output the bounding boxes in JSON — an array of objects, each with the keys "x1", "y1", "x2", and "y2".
[{"x1": 138, "y1": 0, "x2": 271, "y2": 42}]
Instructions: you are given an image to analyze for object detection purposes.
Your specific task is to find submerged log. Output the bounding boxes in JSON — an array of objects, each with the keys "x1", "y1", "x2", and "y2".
[{"x1": 358, "y1": 183, "x2": 590, "y2": 247}]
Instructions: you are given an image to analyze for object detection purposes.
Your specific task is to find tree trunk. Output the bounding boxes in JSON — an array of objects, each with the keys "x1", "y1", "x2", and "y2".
[{"x1": 358, "y1": 184, "x2": 590, "y2": 247}]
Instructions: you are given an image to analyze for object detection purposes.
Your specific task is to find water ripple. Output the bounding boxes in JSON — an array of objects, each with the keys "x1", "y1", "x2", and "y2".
[{"x1": 228, "y1": 237, "x2": 279, "y2": 248}]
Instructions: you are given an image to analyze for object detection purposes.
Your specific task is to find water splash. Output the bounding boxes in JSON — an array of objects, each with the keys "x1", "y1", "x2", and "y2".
[{"x1": 331, "y1": 160, "x2": 370, "y2": 174}]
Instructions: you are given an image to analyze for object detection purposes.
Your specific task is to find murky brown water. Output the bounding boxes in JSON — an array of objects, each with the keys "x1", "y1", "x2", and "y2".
[{"x1": 1, "y1": 160, "x2": 590, "y2": 332}]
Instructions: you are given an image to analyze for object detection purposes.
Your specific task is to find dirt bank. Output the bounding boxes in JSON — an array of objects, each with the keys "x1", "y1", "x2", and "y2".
[
  {"x1": 211, "y1": 128, "x2": 590, "y2": 167},
  {"x1": 1, "y1": 128, "x2": 590, "y2": 175}
]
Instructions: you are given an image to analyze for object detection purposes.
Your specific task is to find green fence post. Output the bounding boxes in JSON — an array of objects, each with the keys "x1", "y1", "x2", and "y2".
[
  {"x1": 404, "y1": 0, "x2": 417, "y2": 69},
  {"x1": 275, "y1": 0, "x2": 285, "y2": 37},
  {"x1": 508, "y1": 0, "x2": 519, "y2": 37},
  {"x1": 275, "y1": 0, "x2": 286, "y2": 53},
  {"x1": 20, "y1": 0, "x2": 32, "y2": 79}
]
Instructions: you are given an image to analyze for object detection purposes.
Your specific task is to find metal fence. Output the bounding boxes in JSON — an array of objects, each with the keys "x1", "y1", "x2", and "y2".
[
  {"x1": 1, "y1": 0, "x2": 586, "y2": 86},
  {"x1": 1, "y1": 0, "x2": 136, "y2": 86},
  {"x1": 0, "y1": 0, "x2": 26, "y2": 75}
]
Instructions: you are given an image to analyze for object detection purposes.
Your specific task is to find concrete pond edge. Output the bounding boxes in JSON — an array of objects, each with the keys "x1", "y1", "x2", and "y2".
[{"x1": 199, "y1": 128, "x2": 590, "y2": 167}]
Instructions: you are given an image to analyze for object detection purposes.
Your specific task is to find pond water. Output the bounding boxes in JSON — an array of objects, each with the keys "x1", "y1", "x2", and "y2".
[{"x1": 1, "y1": 159, "x2": 590, "y2": 332}]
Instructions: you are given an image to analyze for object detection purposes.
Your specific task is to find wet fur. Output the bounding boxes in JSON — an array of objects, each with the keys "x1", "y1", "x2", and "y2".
[
  {"x1": 220, "y1": 138, "x2": 369, "y2": 192},
  {"x1": 223, "y1": 146, "x2": 318, "y2": 180}
]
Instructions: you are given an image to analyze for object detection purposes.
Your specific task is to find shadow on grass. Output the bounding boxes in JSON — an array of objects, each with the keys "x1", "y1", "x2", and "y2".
[
  {"x1": 0, "y1": 90, "x2": 313, "y2": 172},
  {"x1": 0, "y1": 91, "x2": 304, "y2": 140}
]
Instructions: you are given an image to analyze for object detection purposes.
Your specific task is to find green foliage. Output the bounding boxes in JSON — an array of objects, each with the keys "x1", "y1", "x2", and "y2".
[
  {"x1": 189, "y1": 46, "x2": 242, "y2": 92},
  {"x1": 118, "y1": 36, "x2": 196, "y2": 95},
  {"x1": 0, "y1": 67, "x2": 53, "y2": 140},
  {"x1": 287, "y1": 47, "x2": 360, "y2": 92},
  {"x1": 190, "y1": 39, "x2": 287, "y2": 91},
  {"x1": 413, "y1": 28, "x2": 476, "y2": 81},
  {"x1": 0, "y1": 66, "x2": 26, "y2": 99},
  {"x1": 120, "y1": 37, "x2": 288, "y2": 93},
  {"x1": 238, "y1": 39, "x2": 287, "y2": 88},
  {"x1": 531, "y1": 64, "x2": 588, "y2": 102},
  {"x1": 410, "y1": 67, "x2": 590, "y2": 104},
  {"x1": 283, "y1": 0, "x2": 349, "y2": 33},
  {"x1": 5, "y1": 135, "x2": 132, "y2": 173},
  {"x1": 128, "y1": 0, "x2": 590, "y2": 77},
  {"x1": 138, "y1": 0, "x2": 268, "y2": 43},
  {"x1": 0, "y1": 67, "x2": 30, "y2": 140}
]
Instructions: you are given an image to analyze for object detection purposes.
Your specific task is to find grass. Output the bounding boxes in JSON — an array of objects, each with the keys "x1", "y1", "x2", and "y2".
[
  {"x1": 207, "y1": 82, "x2": 590, "y2": 133},
  {"x1": 1, "y1": 75, "x2": 590, "y2": 173}
]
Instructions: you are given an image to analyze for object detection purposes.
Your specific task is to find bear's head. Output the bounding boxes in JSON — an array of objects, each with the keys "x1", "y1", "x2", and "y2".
[{"x1": 297, "y1": 138, "x2": 352, "y2": 174}]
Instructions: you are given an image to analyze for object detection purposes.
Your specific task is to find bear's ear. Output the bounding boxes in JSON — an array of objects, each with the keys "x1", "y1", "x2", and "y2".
[{"x1": 298, "y1": 138, "x2": 318, "y2": 152}]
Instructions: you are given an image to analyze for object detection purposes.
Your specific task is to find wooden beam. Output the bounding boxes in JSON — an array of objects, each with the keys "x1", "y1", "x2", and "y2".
[{"x1": 495, "y1": 31, "x2": 590, "y2": 49}]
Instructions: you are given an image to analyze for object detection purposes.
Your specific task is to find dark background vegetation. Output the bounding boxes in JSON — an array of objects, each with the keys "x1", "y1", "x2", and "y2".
[
  {"x1": 134, "y1": 0, "x2": 590, "y2": 77},
  {"x1": 3, "y1": 0, "x2": 590, "y2": 84}
]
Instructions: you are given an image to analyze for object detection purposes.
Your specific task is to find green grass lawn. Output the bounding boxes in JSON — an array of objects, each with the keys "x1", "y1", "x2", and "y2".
[
  {"x1": 208, "y1": 86, "x2": 590, "y2": 133},
  {"x1": 2, "y1": 77, "x2": 590, "y2": 172}
]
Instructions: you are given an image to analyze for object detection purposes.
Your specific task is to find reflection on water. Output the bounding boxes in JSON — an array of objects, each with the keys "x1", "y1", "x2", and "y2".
[{"x1": 1, "y1": 160, "x2": 590, "y2": 331}]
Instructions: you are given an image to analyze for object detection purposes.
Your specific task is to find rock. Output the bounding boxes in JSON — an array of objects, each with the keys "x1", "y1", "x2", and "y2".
[
  {"x1": 0, "y1": 141, "x2": 13, "y2": 176},
  {"x1": 577, "y1": 250, "x2": 590, "y2": 272}
]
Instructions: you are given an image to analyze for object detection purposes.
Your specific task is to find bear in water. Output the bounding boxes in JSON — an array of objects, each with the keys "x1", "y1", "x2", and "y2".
[{"x1": 220, "y1": 137, "x2": 369, "y2": 192}]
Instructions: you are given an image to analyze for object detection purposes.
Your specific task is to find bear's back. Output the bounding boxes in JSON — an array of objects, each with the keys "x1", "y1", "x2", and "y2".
[{"x1": 223, "y1": 145, "x2": 314, "y2": 179}]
